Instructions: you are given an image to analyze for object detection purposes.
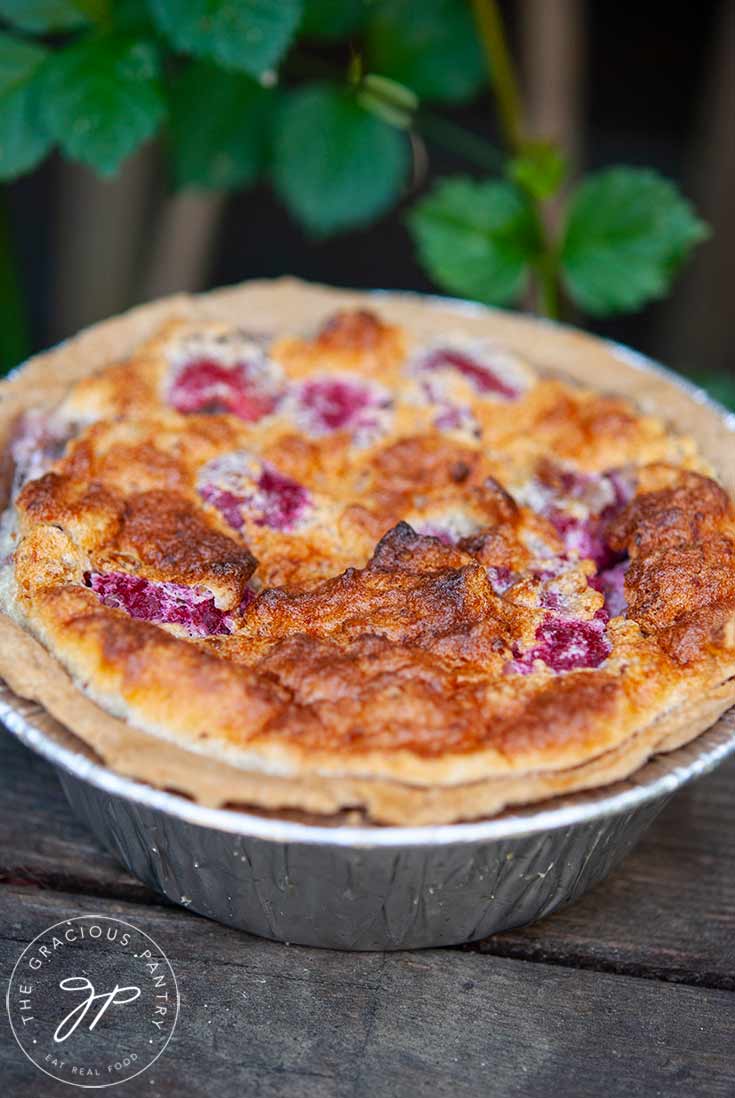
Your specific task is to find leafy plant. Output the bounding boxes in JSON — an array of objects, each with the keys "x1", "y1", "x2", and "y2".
[
  {"x1": 272, "y1": 81, "x2": 409, "y2": 234},
  {"x1": 0, "y1": 0, "x2": 708, "y2": 329}
]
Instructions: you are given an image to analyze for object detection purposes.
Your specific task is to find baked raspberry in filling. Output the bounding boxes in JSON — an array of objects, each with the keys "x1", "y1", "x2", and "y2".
[
  {"x1": 168, "y1": 358, "x2": 280, "y2": 421},
  {"x1": 546, "y1": 510, "x2": 619, "y2": 570},
  {"x1": 590, "y1": 560, "x2": 629, "y2": 618},
  {"x1": 252, "y1": 466, "x2": 311, "y2": 530},
  {"x1": 10, "y1": 410, "x2": 74, "y2": 494},
  {"x1": 198, "y1": 453, "x2": 311, "y2": 533},
  {"x1": 543, "y1": 501, "x2": 629, "y2": 617},
  {"x1": 522, "y1": 465, "x2": 633, "y2": 576},
  {"x1": 486, "y1": 565, "x2": 516, "y2": 594},
  {"x1": 433, "y1": 402, "x2": 479, "y2": 434},
  {"x1": 289, "y1": 377, "x2": 392, "y2": 439},
  {"x1": 419, "y1": 377, "x2": 481, "y2": 437},
  {"x1": 417, "y1": 346, "x2": 522, "y2": 400},
  {"x1": 198, "y1": 486, "x2": 246, "y2": 531},
  {"x1": 85, "y1": 571, "x2": 235, "y2": 636},
  {"x1": 510, "y1": 615, "x2": 612, "y2": 674}
]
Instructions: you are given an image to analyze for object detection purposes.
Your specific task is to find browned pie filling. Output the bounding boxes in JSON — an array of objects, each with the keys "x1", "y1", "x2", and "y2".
[{"x1": 2, "y1": 300, "x2": 734, "y2": 823}]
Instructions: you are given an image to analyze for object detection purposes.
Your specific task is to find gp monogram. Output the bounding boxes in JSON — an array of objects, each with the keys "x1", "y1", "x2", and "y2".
[{"x1": 6, "y1": 915, "x2": 179, "y2": 1088}]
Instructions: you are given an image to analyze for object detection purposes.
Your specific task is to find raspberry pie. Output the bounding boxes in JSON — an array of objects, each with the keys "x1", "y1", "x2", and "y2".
[{"x1": 1, "y1": 280, "x2": 734, "y2": 824}]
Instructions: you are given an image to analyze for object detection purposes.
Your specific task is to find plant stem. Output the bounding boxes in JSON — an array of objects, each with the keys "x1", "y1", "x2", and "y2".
[
  {"x1": 470, "y1": 0, "x2": 524, "y2": 155},
  {"x1": 470, "y1": 0, "x2": 562, "y2": 319},
  {"x1": 0, "y1": 193, "x2": 30, "y2": 374},
  {"x1": 537, "y1": 245, "x2": 559, "y2": 319},
  {"x1": 416, "y1": 110, "x2": 504, "y2": 172}
]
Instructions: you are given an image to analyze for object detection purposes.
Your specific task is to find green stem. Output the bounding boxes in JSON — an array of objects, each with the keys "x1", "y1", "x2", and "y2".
[
  {"x1": 470, "y1": 0, "x2": 562, "y2": 320},
  {"x1": 416, "y1": 110, "x2": 504, "y2": 172},
  {"x1": 470, "y1": 0, "x2": 524, "y2": 155},
  {"x1": 0, "y1": 194, "x2": 29, "y2": 374},
  {"x1": 536, "y1": 245, "x2": 559, "y2": 319}
]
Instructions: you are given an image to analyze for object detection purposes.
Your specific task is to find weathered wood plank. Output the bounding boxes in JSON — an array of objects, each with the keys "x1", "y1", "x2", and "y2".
[
  {"x1": 481, "y1": 764, "x2": 735, "y2": 988},
  {"x1": 1, "y1": 887, "x2": 734, "y2": 1098},
  {"x1": 2, "y1": 729, "x2": 735, "y2": 987},
  {"x1": 0, "y1": 729, "x2": 156, "y2": 903}
]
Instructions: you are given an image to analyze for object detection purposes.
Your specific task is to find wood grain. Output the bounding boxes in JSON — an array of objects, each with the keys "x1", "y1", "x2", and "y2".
[
  {"x1": 482, "y1": 763, "x2": 735, "y2": 988},
  {"x1": 2, "y1": 730, "x2": 734, "y2": 988},
  {"x1": 1, "y1": 888, "x2": 734, "y2": 1098},
  {"x1": 0, "y1": 729, "x2": 155, "y2": 904}
]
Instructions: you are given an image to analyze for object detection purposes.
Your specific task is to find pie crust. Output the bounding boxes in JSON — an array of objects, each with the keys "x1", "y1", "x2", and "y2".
[{"x1": 1, "y1": 278, "x2": 734, "y2": 825}]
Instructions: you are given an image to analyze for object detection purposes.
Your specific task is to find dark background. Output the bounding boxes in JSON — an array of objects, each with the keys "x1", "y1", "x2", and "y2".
[{"x1": 7, "y1": 0, "x2": 734, "y2": 387}]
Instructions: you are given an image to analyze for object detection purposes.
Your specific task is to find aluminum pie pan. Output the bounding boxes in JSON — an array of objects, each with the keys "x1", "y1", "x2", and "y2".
[
  {"x1": 3, "y1": 296, "x2": 735, "y2": 948},
  {"x1": 3, "y1": 682, "x2": 735, "y2": 950}
]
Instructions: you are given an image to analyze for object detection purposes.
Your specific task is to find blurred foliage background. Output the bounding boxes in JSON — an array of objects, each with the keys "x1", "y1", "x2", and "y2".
[{"x1": 1, "y1": 0, "x2": 733, "y2": 405}]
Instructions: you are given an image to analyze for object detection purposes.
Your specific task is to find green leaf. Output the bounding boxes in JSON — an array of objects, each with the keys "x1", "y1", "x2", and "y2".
[
  {"x1": 40, "y1": 34, "x2": 165, "y2": 175},
  {"x1": 561, "y1": 167, "x2": 709, "y2": 316},
  {"x1": 167, "y1": 61, "x2": 273, "y2": 190},
  {"x1": 300, "y1": 0, "x2": 365, "y2": 40},
  {"x1": 509, "y1": 141, "x2": 566, "y2": 201},
  {"x1": 0, "y1": 0, "x2": 88, "y2": 32},
  {"x1": 272, "y1": 83, "x2": 409, "y2": 235},
  {"x1": 0, "y1": 34, "x2": 52, "y2": 179},
  {"x1": 148, "y1": 0, "x2": 302, "y2": 78},
  {"x1": 408, "y1": 177, "x2": 541, "y2": 306},
  {"x1": 366, "y1": 0, "x2": 486, "y2": 104},
  {"x1": 109, "y1": 0, "x2": 157, "y2": 35}
]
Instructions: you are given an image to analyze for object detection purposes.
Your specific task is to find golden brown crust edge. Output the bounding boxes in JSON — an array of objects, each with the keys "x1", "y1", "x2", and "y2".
[
  {"x1": 1, "y1": 612, "x2": 734, "y2": 827},
  {"x1": 0, "y1": 610, "x2": 729, "y2": 825}
]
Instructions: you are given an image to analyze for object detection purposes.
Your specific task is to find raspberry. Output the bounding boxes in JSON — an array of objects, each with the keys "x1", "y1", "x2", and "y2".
[
  {"x1": 419, "y1": 347, "x2": 520, "y2": 400},
  {"x1": 590, "y1": 561, "x2": 629, "y2": 618},
  {"x1": 169, "y1": 359, "x2": 279, "y2": 422},
  {"x1": 292, "y1": 377, "x2": 391, "y2": 440},
  {"x1": 511, "y1": 616, "x2": 611, "y2": 674},
  {"x1": 486, "y1": 566, "x2": 516, "y2": 594},
  {"x1": 86, "y1": 572, "x2": 234, "y2": 636},
  {"x1": 255, "y1": 466, "x2": 311, "y2": 531},
  {"x1": 199, "y1": 454, "x2": 311, "y2": 533}
]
